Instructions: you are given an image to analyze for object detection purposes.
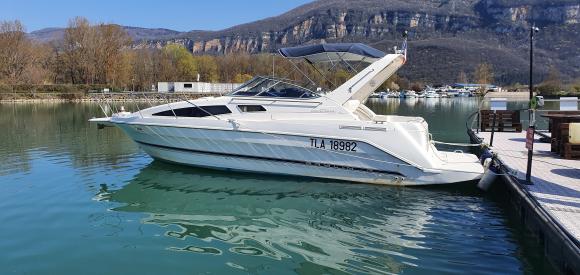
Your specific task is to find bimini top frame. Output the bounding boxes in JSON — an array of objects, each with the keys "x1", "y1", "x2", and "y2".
[
  {"x1": 278, "y1": 43, "x2": 386, "y2": 64},
  {"x1": 275, "y1": 39, "x2": 407, "y2": 105},
  {"x1": 277, "y1": 43, "x2": 390, "y2": 91}
]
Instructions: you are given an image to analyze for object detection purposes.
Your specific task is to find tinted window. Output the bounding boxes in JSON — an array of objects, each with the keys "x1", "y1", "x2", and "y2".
[
  {"x1": 230, "y1": 78, "x2": 266, "y2": 97},
  {"x1": 153, "y1": 105, "x2": 231, "y2": 117},
  {"x1": 184, "y1": 83, "x2": 193, "y2": 88},
  {"x1": 229, "y1": 76, "x2": 319, "y2": 99},
  {"x1": 257, "y1": 86, "x2": 317, "y2": 98},
  {"x1": 238, "y1": 105, "x2": 266, "y2": 112}
]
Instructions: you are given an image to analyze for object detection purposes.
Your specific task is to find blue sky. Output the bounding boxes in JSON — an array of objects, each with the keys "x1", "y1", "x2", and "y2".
[{"x1": 1, "y1": 0, "x2": 312, "y2": 32}]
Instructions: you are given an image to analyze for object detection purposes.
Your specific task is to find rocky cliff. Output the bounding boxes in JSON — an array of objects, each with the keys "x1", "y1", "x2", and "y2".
[
  {"x1": 31, "y1": 0, "x2": 580, "y2": 84},
  {"x1": 139, "y1": 0, "x2": 576, "y2": 52},
  {"x1": 132, "y1": 0, "x2": 579, "y2": 84}
]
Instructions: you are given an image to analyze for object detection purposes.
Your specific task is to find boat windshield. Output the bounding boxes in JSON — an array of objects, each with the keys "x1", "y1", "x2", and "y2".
[{"x1": 228, "y1": 77, "x2": 320, "y2": 99}]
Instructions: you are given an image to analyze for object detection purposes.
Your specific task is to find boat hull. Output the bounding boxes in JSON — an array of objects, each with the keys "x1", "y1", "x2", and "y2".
[
  {"x1": 112, "y1": 122, "x2": 482, "y2": 186},
  {"x1": 137, "y1": 142, "x2": 412, "y2": 185}
]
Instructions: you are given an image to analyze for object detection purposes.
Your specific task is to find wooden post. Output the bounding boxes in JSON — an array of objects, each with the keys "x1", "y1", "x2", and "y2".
[
  {"x1": 476, "y1": 112, "x2": 480, "y2": 133},
  {"x1": 490, "y1": 111, "x2": 496, "y2": 147},
  {"x1": 526, "y1": 124, "x2": 535, "y2": 183}
]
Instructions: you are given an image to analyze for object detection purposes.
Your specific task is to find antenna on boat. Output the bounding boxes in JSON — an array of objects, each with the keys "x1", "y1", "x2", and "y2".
[
  {"x1": 401, "y1": 30, "x2": 408, "y2": 63},
  {"x1": 271, "y1": 53, "x2": 275, "y2": 77}
]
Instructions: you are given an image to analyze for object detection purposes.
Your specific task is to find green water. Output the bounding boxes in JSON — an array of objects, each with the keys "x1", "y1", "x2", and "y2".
[{"x1": 0, "y1": 99, "x2": 556, "y2": 274}]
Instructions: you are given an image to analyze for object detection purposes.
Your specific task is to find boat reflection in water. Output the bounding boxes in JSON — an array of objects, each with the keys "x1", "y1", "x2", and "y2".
[{"x1": 96, "y1": 161, "x2": 521, "y2": 274}]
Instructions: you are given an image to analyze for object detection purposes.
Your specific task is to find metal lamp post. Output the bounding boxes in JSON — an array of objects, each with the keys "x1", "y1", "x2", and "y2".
[{"x1": 525, "y1": 25, "x2": 539, "y2": 184}]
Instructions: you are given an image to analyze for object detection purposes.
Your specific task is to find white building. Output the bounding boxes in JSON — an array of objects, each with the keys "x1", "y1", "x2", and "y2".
[{"x1": 157, "y1": 82, "x2": 242, "y2": 94}]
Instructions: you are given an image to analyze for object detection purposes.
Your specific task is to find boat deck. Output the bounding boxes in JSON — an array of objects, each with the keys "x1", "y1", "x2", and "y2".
[{"x1": 474, "y1": 131, "x2": 580, "y2": 242}]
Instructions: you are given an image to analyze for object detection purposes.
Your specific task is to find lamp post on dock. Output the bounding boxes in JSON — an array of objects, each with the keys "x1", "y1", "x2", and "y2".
[{"x1": 525, "y1": 24, "x2": 539, "y2": 184}]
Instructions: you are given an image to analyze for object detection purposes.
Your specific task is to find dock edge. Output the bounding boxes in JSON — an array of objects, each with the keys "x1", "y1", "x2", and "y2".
[{"x1": 468, "y1": 128, "x2": 580, "y2": 275}]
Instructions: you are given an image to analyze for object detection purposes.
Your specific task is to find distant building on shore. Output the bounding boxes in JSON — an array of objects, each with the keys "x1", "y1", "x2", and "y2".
[{"x1": 157, "y1": 82, "x2": 242, "y2": 94}]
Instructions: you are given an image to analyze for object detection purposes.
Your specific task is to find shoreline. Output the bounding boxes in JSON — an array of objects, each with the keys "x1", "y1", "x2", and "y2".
[
  {"x1": 1, "y1": 91, "x2": 578, "y2": 103},
  {"x1": 0, "y1": 92, "x2": 224, "y2": 103}
]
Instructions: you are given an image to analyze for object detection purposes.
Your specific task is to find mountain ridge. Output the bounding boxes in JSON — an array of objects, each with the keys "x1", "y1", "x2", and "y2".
[{"x1": 28, "y1": 0, "x2": 580, "y2": 85}]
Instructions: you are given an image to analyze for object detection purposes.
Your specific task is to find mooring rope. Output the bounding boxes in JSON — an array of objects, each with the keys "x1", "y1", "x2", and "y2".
[{"x1": 431, "y1": 140, "x2": 482, "y2": 147}]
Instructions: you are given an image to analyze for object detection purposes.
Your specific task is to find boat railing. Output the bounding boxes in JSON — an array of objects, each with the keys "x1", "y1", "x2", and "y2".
[
  {"x1": 90, "y1": 91, "x2": 225, "y2": 120},
  {"x1": 227, "y1": 97, "x2": 324, "y2": 106}
]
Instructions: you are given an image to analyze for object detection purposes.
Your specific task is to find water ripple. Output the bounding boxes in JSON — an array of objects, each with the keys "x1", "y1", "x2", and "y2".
[
  {"x1": 94, "y1": 162, "x2": 532, "y2": 274},
  {"x1": 0, "y1": 102, "x2": 555, "y2": 274}
]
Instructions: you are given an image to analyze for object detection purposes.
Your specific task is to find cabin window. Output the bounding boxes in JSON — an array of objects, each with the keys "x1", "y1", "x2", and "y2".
[
  {"x1": 153, "y1": 105, "x2": 231, "y2": 117},
  {"x1": 184, "y1": 83, "x2": 193, "y2": 88},
  {"x1": 238, "y1": 105, "x2": 266, "y2": 112}
]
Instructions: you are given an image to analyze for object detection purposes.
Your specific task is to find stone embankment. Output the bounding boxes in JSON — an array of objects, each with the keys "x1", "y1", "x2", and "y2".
[{"x1": 483, "y1": 91, "x2": 534, "y2": 99}]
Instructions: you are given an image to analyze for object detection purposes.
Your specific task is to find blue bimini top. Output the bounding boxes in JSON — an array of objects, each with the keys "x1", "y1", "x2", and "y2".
[{"x1": 278, "y1": 43, "x2": 385, "y2": 63}]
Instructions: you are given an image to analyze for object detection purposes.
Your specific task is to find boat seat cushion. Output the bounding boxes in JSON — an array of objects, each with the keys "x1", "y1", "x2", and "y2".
[{"x1": 570, "y1": 123, "x2": 580, "y2": 144}]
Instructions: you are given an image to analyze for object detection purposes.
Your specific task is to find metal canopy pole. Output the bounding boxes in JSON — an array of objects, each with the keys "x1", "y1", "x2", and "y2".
[
  {"x1": 272, "y1": 54, "x2": 275, "y2": 77},
  {"x1": 305, "y1": 59, "x2": 336, "y2": 88},
  {"x1": 337, "y1": 52, "x2": 358, "y2": 74},
  {"x1": 288, "y1": 59, "x2": 318, "y2": 88}
]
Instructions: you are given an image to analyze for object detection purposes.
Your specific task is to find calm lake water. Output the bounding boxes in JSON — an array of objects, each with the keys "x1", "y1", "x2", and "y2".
[{"x1": 0, "y1": 98, "x2": 556, "y2": 274}]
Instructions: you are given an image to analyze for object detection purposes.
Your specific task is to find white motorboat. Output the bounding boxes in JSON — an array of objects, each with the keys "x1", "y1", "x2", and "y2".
[
  {"x1": 447, "y1": 88, "x2": 471, "y2": 97},
  {"x1": 446, "y1": 89, "x2": 460, "y2": 97},
  {"x1": 91, "y1": 43, "x2": 483, "y2": 186},
  {"x1": 425, "y1": 91, "x2": 440, "y2": 98},
  {"x1": 458, "y1": 90, "x2": 472, "y2": 97},
  {"x1": 403, "y1": 90, "x2": 417, "y2": 98}
]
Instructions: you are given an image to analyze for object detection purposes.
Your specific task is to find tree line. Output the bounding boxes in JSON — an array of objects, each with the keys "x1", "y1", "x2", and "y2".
[
  {"x1": 0, "y1": 18, "x2": 301, "y2": 91},
  {"x1": 2, "y1": 18, "x2": 576, "y2": 94}
]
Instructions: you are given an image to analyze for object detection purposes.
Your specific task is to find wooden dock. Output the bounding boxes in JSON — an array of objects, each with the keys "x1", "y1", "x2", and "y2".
[{"x1": 469, "y1": 130, "x2": 580, "y2": 274}]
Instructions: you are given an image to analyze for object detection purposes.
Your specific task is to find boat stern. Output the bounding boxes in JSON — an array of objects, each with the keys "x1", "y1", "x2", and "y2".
[{"x1": 405, "y1": 151, "x2": 484, "y2": 185}]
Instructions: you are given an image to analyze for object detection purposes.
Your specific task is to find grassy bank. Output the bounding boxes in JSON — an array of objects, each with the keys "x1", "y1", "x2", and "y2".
[
  {"x1": 0, "y1": 92, "x2": 89, "y2": 102},
  {"x1": 0, "y1": 84, "x2": 104, "y2": 102}
]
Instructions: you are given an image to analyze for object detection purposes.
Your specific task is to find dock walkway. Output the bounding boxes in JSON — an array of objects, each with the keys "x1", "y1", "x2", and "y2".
[
  {"x1": 471, "y1": 130, "x2": 580, "y2": 273},
  {"x1": 476, "y1": 131, "x2": 579, "y2": 239}
]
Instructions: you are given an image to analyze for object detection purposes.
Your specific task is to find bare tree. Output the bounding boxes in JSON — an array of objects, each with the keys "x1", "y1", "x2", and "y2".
[
  {"x1": 60, "y1": 18, "x2": 133, "y2": 88},
  {"x1": 0, "y1": 20, "x2": 52, "y2": 85},
  {"x1": 537, "y1": 65, "x2": 562, "y2": 95},
  {"x1": 474, "y1": 63, "x2": 494, "y2": 93},
  {"x1": 62, "y1": 17, "x2": 92, "y2": 84},
  {"x1": 474, "y1": 63, "x2": 494, "y2": 85},
  {"x1": 0, "y1": 20, "x2": 31, "y2": 84},
  {"x1": 457, "y1": 70, "x2": 468, "y2": 83},
  {"x1": 95, "y1": 23, "x2": 132, "y2": 86}
]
